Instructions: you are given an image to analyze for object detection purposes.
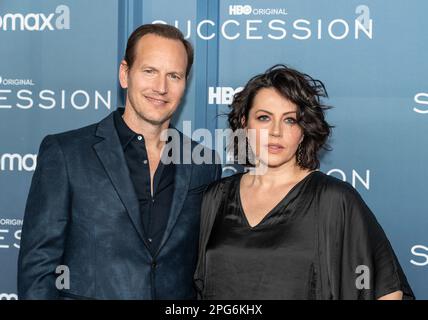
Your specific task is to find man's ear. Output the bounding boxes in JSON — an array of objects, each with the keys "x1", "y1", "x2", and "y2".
[{"x1": 119, "y1": 60, "x2": 129, "y2": 89}]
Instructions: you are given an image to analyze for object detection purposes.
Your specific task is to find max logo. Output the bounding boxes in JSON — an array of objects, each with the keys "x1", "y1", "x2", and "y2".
[
  {"x1": 0, "y1": 293, "x2": 18, "y2": 300},
  {"x1": 0, "y1": 5, "x2": 70, "y2": 31}
]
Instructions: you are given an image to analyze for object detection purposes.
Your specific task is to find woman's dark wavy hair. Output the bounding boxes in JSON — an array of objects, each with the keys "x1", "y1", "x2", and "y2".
[{"x1": 228, "y1": 64, "x2": 332, "y2": 170}]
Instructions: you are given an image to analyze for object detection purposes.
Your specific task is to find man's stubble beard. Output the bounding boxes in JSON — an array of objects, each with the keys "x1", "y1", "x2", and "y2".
[{"x1": 129, "y1": 98, "x2": 176, "y2": 126}]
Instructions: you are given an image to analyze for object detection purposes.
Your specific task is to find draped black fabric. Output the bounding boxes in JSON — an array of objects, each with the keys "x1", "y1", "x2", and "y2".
[
  {"x1": 204, "y1": 172, "x2": 317, "y2": 299},
  {"x1": 194, "y1": 171, "x2": 415, "y2": 300}
]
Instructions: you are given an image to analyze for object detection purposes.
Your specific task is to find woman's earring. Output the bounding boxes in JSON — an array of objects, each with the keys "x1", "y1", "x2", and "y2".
[{"x1": 297, "y1": 144, "x2": 304, "y2": 166}]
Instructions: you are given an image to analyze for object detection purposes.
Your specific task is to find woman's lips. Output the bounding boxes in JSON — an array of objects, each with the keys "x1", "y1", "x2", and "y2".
[{"x1": 266, "y1": 144, "x2": 285, "y2": 153}]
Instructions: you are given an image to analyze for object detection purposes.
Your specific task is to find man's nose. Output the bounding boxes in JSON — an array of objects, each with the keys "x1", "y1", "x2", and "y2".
[{"x1": 153, "y1": 75, "x2": 168, "y2": 95}]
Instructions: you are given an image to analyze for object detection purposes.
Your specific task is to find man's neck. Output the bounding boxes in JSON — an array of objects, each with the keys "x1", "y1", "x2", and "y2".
[{"x1": 122, "y1": 107, "x2": 170, "y2": 150}]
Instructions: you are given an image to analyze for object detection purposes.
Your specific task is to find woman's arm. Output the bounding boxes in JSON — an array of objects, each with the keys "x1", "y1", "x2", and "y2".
[{"x1": 378, "y1": 290, "x2": 403, "y2": 300}]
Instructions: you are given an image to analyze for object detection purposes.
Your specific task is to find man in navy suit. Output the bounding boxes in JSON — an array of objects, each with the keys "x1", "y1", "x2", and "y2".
[{"x1": 17, "y1": 24, "x2": 221, "y2": 299}]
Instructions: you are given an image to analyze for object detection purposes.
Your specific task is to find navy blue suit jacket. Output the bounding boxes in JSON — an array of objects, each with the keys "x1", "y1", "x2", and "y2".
[{"x1": 17, "y1": 111, "x2": 221, "y2": 299}]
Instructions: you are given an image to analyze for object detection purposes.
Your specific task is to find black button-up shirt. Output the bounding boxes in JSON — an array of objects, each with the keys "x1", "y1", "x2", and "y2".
[{"x1": 114, "y1": 109, "x2": 174, "y2": 256}]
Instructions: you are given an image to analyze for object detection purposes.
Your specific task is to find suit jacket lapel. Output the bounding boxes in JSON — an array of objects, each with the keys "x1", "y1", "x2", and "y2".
[
  {"x1": 156, "y1": 133, "x2": 193, "y2": 255},
  {"x1": 92, "y1": 112, "x2": 149, "y2": 249}
]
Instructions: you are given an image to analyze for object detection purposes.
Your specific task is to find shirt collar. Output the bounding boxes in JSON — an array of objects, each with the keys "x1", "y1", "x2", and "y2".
[
  {"x1": 113, "y1": 108, "x2": 175, "y2": 150},
  {"x1": 114, "y1": 108, "x2": 138, "y2": 149}
]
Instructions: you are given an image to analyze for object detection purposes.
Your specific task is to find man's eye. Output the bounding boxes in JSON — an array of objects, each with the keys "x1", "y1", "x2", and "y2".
[
  {"x1": 143, "y1": 69, "x2": 155, "y2": 74},
  {"x1": 169, "y1": 74, "x2": 181, "y2": 80},
  {"x1": 257, "y1": 115, "x2": 270, "y2": 121}
]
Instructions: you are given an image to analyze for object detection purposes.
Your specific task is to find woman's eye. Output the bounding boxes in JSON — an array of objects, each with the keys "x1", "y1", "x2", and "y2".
[
  {"x1": 257, "y1": 115, "x2": 270, "y2": 121},
  {"x1": 284, "y1": 117, "x2": 297, "y2": 124}
]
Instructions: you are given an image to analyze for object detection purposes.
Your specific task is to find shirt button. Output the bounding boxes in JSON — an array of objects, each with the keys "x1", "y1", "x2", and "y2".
[
  {"x1": 137, "y1": 135, "x2": 143, "y2": 141},
  {"x1": 148, "y1": 238, "x2": 152, "y2": 243},
  {"x1": 143, "y1": 160, "x2": 148, "y2": 164}
]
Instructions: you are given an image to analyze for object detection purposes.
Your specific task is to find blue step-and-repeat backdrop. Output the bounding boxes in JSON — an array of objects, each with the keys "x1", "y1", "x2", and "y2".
[{"x1": 0, "y1": 0, "x2": 427, "y2": 300}]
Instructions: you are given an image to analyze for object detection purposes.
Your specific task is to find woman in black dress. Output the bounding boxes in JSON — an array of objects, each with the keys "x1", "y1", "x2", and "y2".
[{"x1": 194, "y1": 65, "x2": 414, "y2": 300}]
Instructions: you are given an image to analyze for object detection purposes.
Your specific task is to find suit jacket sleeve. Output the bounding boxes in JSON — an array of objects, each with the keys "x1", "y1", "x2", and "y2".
[
  {"x1": 212, "y1": 149, "x2": 222, "y2": 182},
  {"x1": 18, "y1": 135, "x2": 71, "y2": 299},
  {"x1": 214, "y1": 163, "x2": 222, "y2": 181},
  {"x1": 194, "y1": 178, "x2": 226, "y2": 299}
]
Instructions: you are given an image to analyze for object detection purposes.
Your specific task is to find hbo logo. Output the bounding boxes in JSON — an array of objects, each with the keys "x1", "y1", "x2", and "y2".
[
  {"x1": 208, "y1": 87, "x2": 243, "y2": 105},
  {"x1": 229, "y1": 5, "x2": 252, "y2": 15}
]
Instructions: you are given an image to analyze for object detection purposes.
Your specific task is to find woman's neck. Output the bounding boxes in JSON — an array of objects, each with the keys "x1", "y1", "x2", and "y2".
[{"x1": 246, "y1": 160, "x2": 312, "y2": 189}]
